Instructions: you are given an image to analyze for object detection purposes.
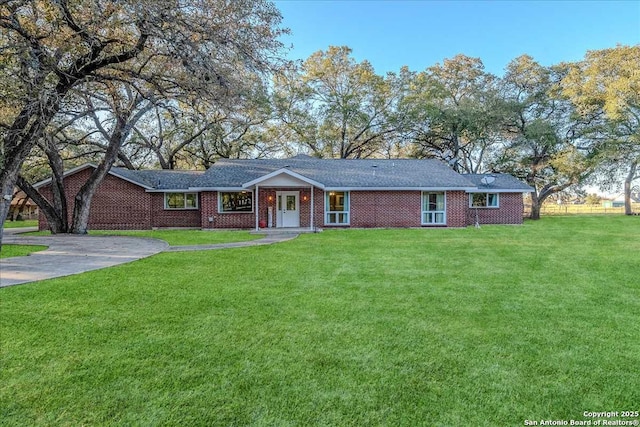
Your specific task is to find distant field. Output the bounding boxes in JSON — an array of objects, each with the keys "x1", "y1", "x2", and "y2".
[{"x1": 526, "y1": 202, "x2": 640, "y2": 216}]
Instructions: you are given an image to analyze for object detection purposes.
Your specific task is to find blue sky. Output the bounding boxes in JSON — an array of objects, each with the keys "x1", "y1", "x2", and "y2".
[{"x1": 274, "y1": 0, "x2": 640, "y2": 76}]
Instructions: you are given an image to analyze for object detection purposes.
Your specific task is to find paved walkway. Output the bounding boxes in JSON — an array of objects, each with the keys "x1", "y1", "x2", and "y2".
[
  {"x1": 166, "y1": 233, "x2": 298, "y2": 252},
  {"x1": 0, "y1": 228, "x2": 298, "y2": 287}
]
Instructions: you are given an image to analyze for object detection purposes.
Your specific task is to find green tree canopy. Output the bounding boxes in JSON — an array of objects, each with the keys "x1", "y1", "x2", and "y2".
[
  {"x1": 401, "y1": 54, "x2": 501, "y2": 172},
  {"x1": 561, "y1": 44, "x2": 640, "y2": 214},
  {"x1": 0, "y1": 0, "x2": 286, "y2": 241},
  {"x1": 273, "y1": 46, "x2": 403, "y2": 159},
  {"x1": 494, "y1": 55, "x2": 590, "y2": 219}
]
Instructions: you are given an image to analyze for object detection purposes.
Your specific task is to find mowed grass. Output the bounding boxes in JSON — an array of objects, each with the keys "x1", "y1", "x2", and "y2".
[
  {"x1": 2, "y1": 219, "x2": 38, "y2": 228},
  {"x1": 0, "y1": 244, "x2": 47, "y2": 259},
  {"x1": 24, "y1": 229, "x2": 261, "y2": 246},
  {"x1": 89, "y1": 229, "x2": 261, "y2": 246},
  {"x1": 1, "y1": 216, "x2": 638, "y2": 426}
]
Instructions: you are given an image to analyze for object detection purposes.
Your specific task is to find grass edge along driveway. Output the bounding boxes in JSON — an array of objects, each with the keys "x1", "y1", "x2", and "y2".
[
  {"x1": 0, "y1": 245, "x2": 47, "y2": 259},
  {"x1": 1, "y1": 216, "x2": 639, "y2": 426},
  {"x1": 21, "y1": 228, "x2": 261, "y2": 247}
]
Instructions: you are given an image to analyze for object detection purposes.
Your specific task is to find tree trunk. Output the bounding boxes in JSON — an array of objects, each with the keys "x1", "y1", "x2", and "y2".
[
  {"x1": 0, "y1": 83, "x2": 70, "y2": 247},
  {"x1": 70, "y1": 191, "x2": 93, "y2": 235},
  {"x1": 624, "y1": 161, "x2": 637, "y2": 215},
  {"x1": 0, "y1": 17, "x2": 148, "y2": 246},
  {"x1": 13, "y1": 138, "x2": 72, "y2": 234},
  {"x1": 70, "y1": 156, "x2": 121, "y2": 235},
  {"x1": 527, "y1": 179, "x2": 577, "y2": 220},
  {"x1": 529, "y1": 191, "x2": 542, "y2": 220},
  {"x1": 16, "y1": 176, "x2": 67, "y2": 234},
  {"x1": 43, "y1": 137, "x2": 70, "y2": 232},
  {"x1": 0, "y1": 176, "x2": 17, "y2": 249},
  {"x1": 70, "y1": 112, "x2": 129, "y2": 234},
  {"x1": 451, "y1": 131, "x2": 461, "y2": 173},
  {"x1": 0, "y1": 118, "x2": 52, "y2": 245}
]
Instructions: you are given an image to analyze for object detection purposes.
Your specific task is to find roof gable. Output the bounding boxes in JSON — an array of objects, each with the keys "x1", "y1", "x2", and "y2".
[
  {"x1": 33, "y1": 164, "x2": 203, "y2": 191},
  {"x1": 242, "y1": 168, "x2": 326, "y2": 189}
]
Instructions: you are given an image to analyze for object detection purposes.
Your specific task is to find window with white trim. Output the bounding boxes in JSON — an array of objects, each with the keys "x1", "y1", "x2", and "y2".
[
  {"x1": 219, "y1": 191, "x2": 253, "y2": 213},
  {"x1": 325, "y1": 191, "x2": 349, "y2": 225},
  {"x1": 165, "y1": 192, "x2": 198, "y2": 209},
  {"x1": 422, "y1": 192, "x2": 446, "y2": 225},
  {"x1": 470, "y1": 193, "x2": 499, "y2": 208}
]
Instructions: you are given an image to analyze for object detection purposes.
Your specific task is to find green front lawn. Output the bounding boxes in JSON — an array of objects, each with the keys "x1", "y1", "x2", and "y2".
[
  {"x1": 0, "y1": 244, "x2": 47, "y2": 259},
  {"x1": 1, "y1": 216, "x2": 638, "y2": 426},
  {"x1": 2, "y1": 219, "x2": 38, "y2": 228},
  {"x1": 24, "y1": 229, "x2": 261, "y2": 246},
  {"x1": 90, "y1": 229, "x2": 261, "y2": 246}
]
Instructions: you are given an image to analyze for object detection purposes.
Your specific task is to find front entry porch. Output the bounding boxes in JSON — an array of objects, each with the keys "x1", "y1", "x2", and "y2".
[
  {"x1": 254, "y1": 186, "x2": 317, "y2": 231},
  {"x1": 242, "y1": 167, "x2": 325, "y2": 232}
]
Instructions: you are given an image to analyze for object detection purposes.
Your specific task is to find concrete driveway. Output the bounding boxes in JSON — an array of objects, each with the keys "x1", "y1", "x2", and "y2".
[{"x1": 0, "y1": 228, "x2": 169, "y2": 287}]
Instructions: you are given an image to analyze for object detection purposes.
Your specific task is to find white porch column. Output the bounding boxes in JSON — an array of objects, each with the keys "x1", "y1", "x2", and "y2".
[
  {"x1": 310, "y1": 185, "x2": 314, "y2": 231},
  {"x1": 255, "y1": 185, "x2": 259, "y2": 231}
]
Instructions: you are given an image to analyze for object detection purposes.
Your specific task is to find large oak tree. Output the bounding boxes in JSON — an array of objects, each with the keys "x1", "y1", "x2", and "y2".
[
  {"x1": 561, "y1": 45, "x2": 640, "y2": 214},
  {"x1": 493, "y1": 55, "x2": 591, "y2": 220},
  {"x1": 273, "y1": 46, "x2": 402, "y2": 159},
  {"x1": 0, "y1": 0, "x2": 286, "y2": 244},
  {"x1": 401, "y1": 54, "x2": 501, "y2": 172}
]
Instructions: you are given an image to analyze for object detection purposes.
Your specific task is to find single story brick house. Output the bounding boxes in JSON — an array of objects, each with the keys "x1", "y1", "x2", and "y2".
[{"x1": 36, "y1": 155, "x2": 533, "y2": 231}]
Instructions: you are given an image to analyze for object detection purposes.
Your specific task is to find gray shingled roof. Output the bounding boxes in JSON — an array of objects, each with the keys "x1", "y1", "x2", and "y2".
[
  {"x1": 191, "y1": 156, "x2": 477, "y2": 189},
  {"x1": 111, "y1": 167, "x2": 203, "y2": 190},
  {"x1": 99, "y1": 157, "x2": 531, "y2": 192},
  {"x1": 464, "y1": 174, "x2": 534, "y2": 192}
]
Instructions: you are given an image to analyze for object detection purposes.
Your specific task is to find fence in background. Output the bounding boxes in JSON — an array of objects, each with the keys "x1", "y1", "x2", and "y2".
[{"x1": 524, "y1": 203, "x2": 640, "y2": 217}]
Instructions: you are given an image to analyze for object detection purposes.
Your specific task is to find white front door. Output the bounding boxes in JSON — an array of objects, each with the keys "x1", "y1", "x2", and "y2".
[{"x1": 277, "y1": 191, "x2": 300, "y2": 228}]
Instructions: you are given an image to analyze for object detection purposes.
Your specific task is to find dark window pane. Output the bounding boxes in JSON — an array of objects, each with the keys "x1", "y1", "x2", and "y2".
[
  {"x1": 221, "y1": 192, "x2": 253, "y2": 212},
  {"x1": 167, "y1": 193, "x2": 184, "y2": 209}
]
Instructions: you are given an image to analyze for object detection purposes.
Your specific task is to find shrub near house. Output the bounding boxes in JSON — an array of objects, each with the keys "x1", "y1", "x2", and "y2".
[{"x1": 36, "y1": 155, "x2": 533, "y2": 231}]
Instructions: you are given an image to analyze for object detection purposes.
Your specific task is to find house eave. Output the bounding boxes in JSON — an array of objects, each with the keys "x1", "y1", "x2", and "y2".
[
  {"x1": 33, "y1": 163, "x2": 96, "y2": 189},
  {"x1": 466, "y1": 188, "x2": 534, "y2": 193},
  {"x1": 145, "y1": 189, "x2": 195, "y2": 193},
  {"x1": 242, "y1": 168, "x2": 326, "y2": 189},
  {"x1": 33, "y1": 163, "x2": 154, "y2": 190},
  {"x1": 187, "y1": 187, "x2": 246, "y2": 192},
  {"x1": 323, "y1": 186, "x2": 475, "y2": 192}
]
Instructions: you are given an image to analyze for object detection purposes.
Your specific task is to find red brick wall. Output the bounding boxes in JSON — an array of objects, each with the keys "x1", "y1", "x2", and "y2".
[
  {"x1": 347, "y1": 191, "x2": 421, "y2": 227},
  {"x1": 204, "y1": 189, "x2": 476, "y2": 229},
  {"x1": 467, "y1": 192, "x2": 525, "y2": 225},
  {"x1": 38, "y1": 168, "x2": 152, "y2": 230},
  {"x1": 313, "y1": 188, "x2": 324, "y2": 229},
  {"x1": 200, "y1": 191, "x2": 255, "y2": 229},
  {"x1": 151, "y1": 193, "x2": 201, "y2": 228},
  {"x1": 446, "y1": 191, "x2": 468, "y2": 228},
  {"x1": 336, "y1": 190, "x2": 468, "y2": 228}
]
